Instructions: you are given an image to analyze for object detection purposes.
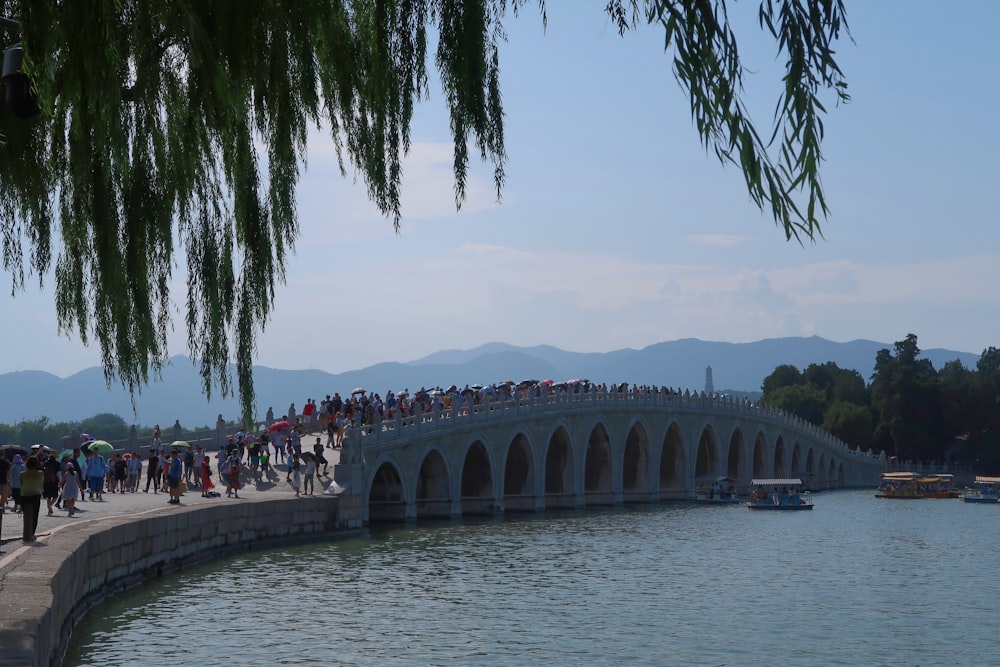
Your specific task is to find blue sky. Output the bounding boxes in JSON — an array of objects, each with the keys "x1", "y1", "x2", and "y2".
[{"x1": 4, "y1": 1, "x2": 999, "y2": 378}]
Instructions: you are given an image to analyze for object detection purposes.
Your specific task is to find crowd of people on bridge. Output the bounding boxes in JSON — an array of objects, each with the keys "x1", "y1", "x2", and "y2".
[{"x1": 0, "y1": 380, "x2": 755, "y2": 544}]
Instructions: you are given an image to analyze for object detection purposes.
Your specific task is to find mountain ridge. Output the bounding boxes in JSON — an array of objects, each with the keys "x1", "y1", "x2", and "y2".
[{"x1": 0, "y1": 336, "x2": 980, "y2": 427}]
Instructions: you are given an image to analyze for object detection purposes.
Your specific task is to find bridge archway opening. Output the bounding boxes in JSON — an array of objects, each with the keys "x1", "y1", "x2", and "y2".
[
  {"x1": 460, "y1": 440, "x2": 494, "y2": 516},
  {"x1": 694, "y1": 426, "x2": 720, "y2": 480},
  {"x1": 416, "y1": 449, "x2": 451, "y2": 519},
  {"x1": 791, "y1": 443, "x2": 803, "y2": 478},
  {"x1": 544, "y1": 426, "x2": 575, "y2": 509},
  {"x1": 828, "y1": 458, "x2": 838, "y2": 489},
  {"x1": 623, "y1": 422, "x2": 651, "y2": 503},
  {"x1": 818, "y1": 454, "x2": 828, "y2": 488},
  {"x1": 726, "y1": 429, "x2": 744, "y2": 483},
  {"x1": 504, "y1": 433, "x2": 535, "y2": 512},
  {"x1": 805, "y1": 449, "x2": 816, "y2": 490},
  {"x1": 585, "y1": 423, "x2": 614, "y2": 506},
  {"x1": 837, "y1": 462, "x2": 845, "y2": 488},
  {"x1": 752, "y1": 432, "x2": 767, "y2": 478},
  {"x1": 659, "y1": 423, "x2": 686, "y2": 499},
  {"x1": 368, "y1": 461, "x2": 406, "y2": 523},
  {"x1": 773, "y1": 437, "x2": 787, "y2": 478}
]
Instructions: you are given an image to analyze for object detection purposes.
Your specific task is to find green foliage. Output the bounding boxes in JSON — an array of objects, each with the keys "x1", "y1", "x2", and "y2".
[
  {"x1": 822, "y1": 400, "x2": 873, "y2": 449},
  {"x1": 761, "y1": 363, "x2": 803, "y2": 395},
  {"x1": 869, "y1": 333, "x2": 950, "y2": 460},
  {"x1": 760, "y1": 383, "x2": 826, "y2": 426},
  {"x1": 0, "y1": 0, "x2": 849, "y2": 421}
]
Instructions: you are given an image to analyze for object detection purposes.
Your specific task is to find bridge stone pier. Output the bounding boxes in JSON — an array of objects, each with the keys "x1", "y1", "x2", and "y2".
[{"x1": 331, "y1": 389, "x2": 886, "y2": 523}]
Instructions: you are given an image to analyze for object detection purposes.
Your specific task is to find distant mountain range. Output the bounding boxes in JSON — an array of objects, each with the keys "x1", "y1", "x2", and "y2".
[{"x1": 0, "y1": 336, "x2": 980, "y2": 427}]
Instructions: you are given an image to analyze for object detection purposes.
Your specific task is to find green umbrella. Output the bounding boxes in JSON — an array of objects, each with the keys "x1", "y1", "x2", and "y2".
[
  {"x1": 87, "y1": 440, "x2": 114, "y2": 454},
  {"x1": 169, "y1": 440, "x2": 191, "y2": 449}
]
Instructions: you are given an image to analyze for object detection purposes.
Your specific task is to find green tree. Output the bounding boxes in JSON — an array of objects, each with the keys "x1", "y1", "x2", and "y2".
[
  {"x1": 760, "y1": 383, "x2": 827, "y2": 426},
  {"x1": 0, "y1": 0, "x2": 851, "y2": 419},
  {"x1": 870, "y1": 334, "x2": 948, "y2": 461},
  {"x1": 761, "y1": 364, "x2": 804, "y2": 396},
  {"x1": 822, "y1": 400, "x2": 874, "y2": 450}
]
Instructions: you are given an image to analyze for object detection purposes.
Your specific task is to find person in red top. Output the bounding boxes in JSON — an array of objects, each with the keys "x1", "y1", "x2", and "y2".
[{"x1": 302, "y1": 398, "x2": 315, "y2": 425}]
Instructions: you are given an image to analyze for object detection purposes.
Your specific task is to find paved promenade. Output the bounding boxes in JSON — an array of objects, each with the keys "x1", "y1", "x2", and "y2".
[{"x1": 0, "y1": 437, "x2": 339, "y2": 547}]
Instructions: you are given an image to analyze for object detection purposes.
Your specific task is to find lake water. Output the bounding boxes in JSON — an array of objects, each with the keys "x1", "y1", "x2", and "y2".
[{"x1": 64, "y1": 490, "x2": 998, "y2": 666}]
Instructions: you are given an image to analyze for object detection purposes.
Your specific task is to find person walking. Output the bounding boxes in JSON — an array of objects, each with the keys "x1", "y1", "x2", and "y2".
[
  {"x1": 200, "y1": 456, "x2": 215, "y2": 497},
  {"x1": 9, "y1": 454, "x2": 25, "y2": 513},
  {"x1": 144, "y1": 450, "x2": 160, "y2": 493},
  {"x1": 166, "y1": 450, "x2": 183, "y2": 505},
  {"x1": 42, "y1": 453, "x2": 61, "y2": 516},
  {"x1": 87, "y1": 449, "x2": 107, "y2": 501},
  {"x1": 302, "y1": 453, "x2": 316, "y2": 496},
  {"x1": 20, "y1": 456, "x2": 43, "y2": 542},
  {"x1": 61, "y1": 454, "x2": 82, "y2": 517},
  {"x1": 226, "y1": 450, "x2": 242, "y2": 499}
]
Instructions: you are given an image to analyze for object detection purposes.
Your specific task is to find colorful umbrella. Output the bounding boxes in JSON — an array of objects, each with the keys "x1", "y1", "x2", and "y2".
[
  {"x1": 169, "y1": 440, "x2": 192, "y2": 449},
  {"x1": 268, "y1": 420, "x2": 292, "y2": 433},
  {"x1": 87, "y1": 440, "x2": 114, "y2": 454}
]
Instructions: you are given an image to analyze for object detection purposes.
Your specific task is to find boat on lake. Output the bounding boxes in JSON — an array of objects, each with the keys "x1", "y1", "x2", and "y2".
[
  {"x1": 921, "y1": 473, "x2": 961, "y2": 499},
  {"x1": 875, "y1": 471, "x2": 923, "y2": 499},
  {"x1": 747, "y1": 478, "x2": 813, "y2": 510},
  {"x1": 693, "y1": 476, "x2": 740, "y2": 504},
  {"x1": 962, "y1": 476, "x2": 1000, "y2": 504}
]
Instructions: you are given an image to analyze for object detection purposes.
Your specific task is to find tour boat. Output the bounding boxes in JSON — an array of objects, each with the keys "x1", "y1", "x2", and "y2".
[
  {"x1": 693, "y1": 475, "x2": 740, "y2": 504},
  {"x1": 746, "y1": 478, "x2": 813, "y2": 510},
  {"x1": 962, "y1": 476, "x2": 1000, "y2": 504},
  {"x1": 921, "y1": 473, "x2": 961, "y2": 499},
  {"x1": 875, "y1": 471, "x2": 923, "y2": 499}
]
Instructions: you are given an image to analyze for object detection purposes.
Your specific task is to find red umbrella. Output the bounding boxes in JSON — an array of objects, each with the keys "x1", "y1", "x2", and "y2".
[
  {"x1": 268, "y1": 420, "x2": 292, "y2": 433},
  {"x1": 539, "y1": 379, "x2": 555, "y2": 387}
]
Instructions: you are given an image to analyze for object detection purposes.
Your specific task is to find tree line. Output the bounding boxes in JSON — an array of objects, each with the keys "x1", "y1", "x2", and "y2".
[
  {"x1": 761, "y1": 334, "x2": 1000, "y2": 471},
  {"x1": 0, "y1": 414, "x2": 236, "y2": 449}
]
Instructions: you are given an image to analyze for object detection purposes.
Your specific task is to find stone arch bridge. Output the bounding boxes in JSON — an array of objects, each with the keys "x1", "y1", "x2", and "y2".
[{"x1": 333, "y1": 389, "x2": 886, "y2": 523}]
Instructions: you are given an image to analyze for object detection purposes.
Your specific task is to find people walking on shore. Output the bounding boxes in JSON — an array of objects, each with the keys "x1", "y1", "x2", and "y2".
[
  {"x1": 225, "y1": 450, "x2": 242, "y2": 499},
  {"x1": 289, "y1": 452, "x2": 302, "y2": 497},
  {"x1": 144, "y1": 450, "x2": 160, "y2": 493},
  {"x1": 61, "y1": 454, "x2": 82, "y2": 517},
  {"x1": 200, "y1": 455, "x2": 215, "y2": 497},
  {"x1": 20, "y1": 456, "x2": 43, "y2": 542},
  {"x1": 87, "y1": 449, "x2": 107, "y2": 501},
  {"x1": 302, "y1": 453, "x2": 316, "y2": 496},
  {"x1": 166, "y1": 450, "x2": 183, "y2": 505}
]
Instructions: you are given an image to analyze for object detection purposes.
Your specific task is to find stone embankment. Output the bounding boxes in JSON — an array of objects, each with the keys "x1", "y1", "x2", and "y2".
[{"x1": 0, "y1": 464, "x2": 363, "y2": 667}]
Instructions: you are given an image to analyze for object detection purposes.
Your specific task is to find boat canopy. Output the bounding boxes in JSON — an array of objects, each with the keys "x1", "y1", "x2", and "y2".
[
  {"x1": 881, "y1": 471, "x2": 918, "y2": 480},
  {"x1": 974, "y1": 476, "x2": 1000, "y2": 484},
  {"x1": 751, "y1": 478, "x2": 803, "y2": 486}
]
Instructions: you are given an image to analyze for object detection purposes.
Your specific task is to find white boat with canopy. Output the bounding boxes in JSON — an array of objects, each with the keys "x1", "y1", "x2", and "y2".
[{"x1": 747, "y1": 478, "x2": 813, "y2": 511}]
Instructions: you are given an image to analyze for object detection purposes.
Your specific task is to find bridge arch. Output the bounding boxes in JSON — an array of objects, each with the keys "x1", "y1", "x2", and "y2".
[
  {"x1": 503, "y1": 429, "x2": 536, "y2": 512},
  {"x1": 415, "y1": 445, "x2": 453, "y2": 519},
  {"x1": 459, "y1": 436, "x2": 495, "y2": 516},
  {"x1": 773, "y1": 436, "x2": 788, "y2": 478},
  {"x1": 622, "y1": 419, "x2": 653, "y2": 503},
  {"x1": 805, "y1": 448, "x2": 816, "y2": 490},
  {"x1": 752, "y1": 431, "x2": 768, "y2": 478},
  {"x1": 367, "y1": 456, "x2": 407, "y2": 523},
  {"x1": 584, "y1": 420, "x2": 614, "y2": 506},
  {"x1": 543, "y1": 423, "x2": 576, "y2": 509},
  {"x1": 694, "y1": 424, "x2": 721, "y2": 481},
  {"x1": 725, "y1": 427, "x2": 746, "y2": 483},
  {"x1": 658, "y1": 421, "x2": 686, "y2": 499}
]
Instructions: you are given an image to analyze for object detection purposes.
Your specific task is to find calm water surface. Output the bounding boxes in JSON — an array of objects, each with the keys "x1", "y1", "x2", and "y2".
[{"x1": 64, "y1": 490, "x2": 998, "y2": 666}]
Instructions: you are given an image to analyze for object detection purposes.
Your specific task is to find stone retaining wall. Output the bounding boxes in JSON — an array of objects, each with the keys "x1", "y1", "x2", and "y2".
[{"x1": 0, "y1": 497, "x2": 364, "y2": 667}]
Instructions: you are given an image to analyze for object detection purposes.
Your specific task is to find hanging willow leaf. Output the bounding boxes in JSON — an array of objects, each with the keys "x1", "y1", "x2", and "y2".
[{"x1": 0, "y1": 0, "x2": 848, "y2": 422}]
